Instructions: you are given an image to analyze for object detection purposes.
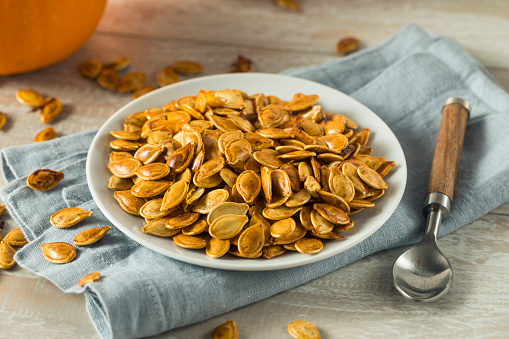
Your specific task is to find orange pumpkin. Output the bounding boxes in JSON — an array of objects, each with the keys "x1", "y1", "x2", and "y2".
[{"x1": 0, "y1": 0, "x2": 107, "y2": 75}]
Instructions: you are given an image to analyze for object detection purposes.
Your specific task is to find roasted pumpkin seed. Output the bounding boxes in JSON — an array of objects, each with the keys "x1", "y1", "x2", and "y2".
[
  {"x1": 73, "y1": 226, "x2": 111, "y2": 246},
  {"x1": 50, "y1": 207, "x2": 92, "y2": 228},
  {"x1": 16, "y1": 89, "x2": 44, "y2": 107},
  {"x1": 77, "y1": 272, "x2": 101, "y2": 286},
  {"x1": 211, "y1": 320, "x2": 239, "y2": 339},
  {"x1": 27, "y1": 169, "x2": 64, "y2": 191},
  {"x1": 34, "y1": 126, "x2": 57, "y2": 142},
  {"x1": 0, "y1": 241, "x2": 16, "y2": 269},
  {"x1": 41, "y1": 242, "x2": 76, "y2": 264}
]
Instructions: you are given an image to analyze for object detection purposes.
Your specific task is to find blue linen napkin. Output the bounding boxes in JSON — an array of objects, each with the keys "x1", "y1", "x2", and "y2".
[{"x1": 2, "y1": 23, "x2": 509, "y2": 338}]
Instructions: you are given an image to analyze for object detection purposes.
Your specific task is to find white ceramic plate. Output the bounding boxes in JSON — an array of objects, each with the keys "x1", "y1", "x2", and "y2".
[{"x1": 87, "y1": 73, "x2": 407, "y2": 271}]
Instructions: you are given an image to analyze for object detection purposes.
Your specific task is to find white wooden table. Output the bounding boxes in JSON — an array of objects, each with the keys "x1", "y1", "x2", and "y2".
[{"x1": 1, "y1": 1, "x2": 509, "y2": 337}]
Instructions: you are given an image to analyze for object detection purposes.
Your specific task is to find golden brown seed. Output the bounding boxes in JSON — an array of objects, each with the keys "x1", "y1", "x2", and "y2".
[
  {"x1": 209, "y1": 214, "x2": 249, "y2": 240},
  {"x1": 275, "y1": 0, "x2": 300, "y2": 11},
  {"x1": 0, "y1": 112, "x2": 6, "y2": 130},
  {"x1": 270, "y1": 218, "x2": 296, "y2": 238},
  {"x1": 166, "y1": 143, "x2": 195, "y2": 173},
  {"x1": 315, "y1": 190, "x2": 350, "y2": 214},
  {"x1": 166, "y1": 213, "x2": 200, "y2": 229},
  {"x1": 118, "y1": 72, "x2": 147, "y2": 93},
  {"x1": 135, "y1": 163, "x2": 170, "y2": 180},
  {"x1": 284, "y1": 94, "x2": 319, "y2": 111},
  {"x1": 139, "y1": 199, "x2": 172, "y2": 219},
  {"x1": 357, "y1": 166, "x2": 388, "y2": 189},
  {"x1": 40, "y1": 97, "x2": 62, "y2": 124},
  {"x1": 34, "y1": 126, "x2": 57, "y2": 142},
  {"x1": 192, "y1": 189, "x2": 229, "y2": 214},
  {"x1": 41, "y1": 242, "x2": 76, "y2": 264},
  {"x1": 171, "y1": 60, "x2": 204, "y2": 74},
  {"x1": 313, "y1": 203, "x2": 350, "y2": 225},
  {"x1": 211, "y1": 320, "x2": 239, "y2": 339},
  {"x1": 79, "y1": 59, "x2": 102, "y2": 78},
  {"x1": 236, "y1": 170, "x2": 261, "y2": 204},
  {"x1": 295, "y1": 238, "x2": 324, "y2": 254},
  {"x1": 77, "y1": 272, "x2": 101, "y2": 286},
  {"x1": 206, "y1": 238, "x2": 230, "y2": 258},
  {"x1": 134, "y1": 144, "x2": 165, "y2": 165},
  {"x1": 336, "y1": 37, "x2": 360, "y2": 55},
  {"x1": 288, "y1": 320, "x2": 321, "y2": 339},
  {"x1": 3, "y1": 228, "x2": 28, "y2": 247},
  {"x1": 238, "y1": 224, "x2": 265, "y2": 257},
  {"x1": 173, "y1": 234, "x2": 207, "y2": 249},
  {"x1": 329, "y1": 167, "x2": 355, "y2": 202},
  {"x1": 27, "y1": 169, "x2": 64, "y2": 191},
  {"x1": 108, "y1": 176, "x2": 133, "y2": 191},
  {"x1": 16, "y1": 89, "x2": 44, "y2": 107},
  {"x1": 262, "y1": 245, "x2": 286, "y2": 259},
  {"x1": 207, "y1": 202, "x2": 249, "y2": 225},
  {"x1": 132, "y1": 85, "x2": 156, "y2": 100},
  {"x1": 285, "y1": 189, "x2": 311, "y2": 208},
  {"x1": 107, "y1": 158, "x2": 142, "y2": 178},
  {"x1": 244, "y1": 132, "x2": 274, "y2": 151},
  {"x1": 310, "y1": 209, "x2": 334, "y2": 235},
  {"x1": 225, "y1": 138, "x2": 252, "y2": 165},
  {"x1": 342, "y1": 162, "x2": 368, "y2": 195},
  {"x1": 198, "y1": 156, "x2": 225, "y2": 178},
  {"x1": 182, "y1": 219, "x2": 208, "y2": 235},
  {"x1": 161, "y1": 180, "x2": 189, "y2": 211},
  {"x1": 0, "y1": 241, "x2": 16, "y2": 269},
  {"x1": 143, "y1": 219, "x2": 181, "y2": 237},
  {"x1": 73, "y1": 226, "x2": 111, "y2": 246},
  {"x1": 109, "y1": 151, "x2": 133, "y2": 163},
  {"x1": 131, "y1": 180, "x2": 171, "y2": 198},
  {"x1": 50, "y1": 207, "x2": 93, "y2": 228},
  {"x1": 253, "y1": 150, "x2": 282, "y2": 169},
  {"x1": 230, "y1": 54, "x2": 253, "y2": 73},
  {"x1": 262, "y1": 205, "x2": 302, "y2": 221},
  {"x1": 104, "y1": 56, "x2": 131, "y2": 71},
  {"x1": 110, "y1": 139, "x2": 141, "y2": 152},
  {"x1": 0, "y1": 204, "x2": 5, "y2": 216},
  {"x1": 97, "y1": 69, "x2": 121, "y2": 91},
  {"x1": 377, "y1": 161, "x2": 395, "y2": 177},
  {"x1": 110, "y1": 130, "x2": 141, "y2": 141},
  {"x1": 114, "y1": 190, "x2": 146, "y2": 215},
  {"x1": 272, "y1": 223, "x2": 307, "y2": 245},
  {"x1": 156, "y1": 66, "x2": 179, "y2": 87}
]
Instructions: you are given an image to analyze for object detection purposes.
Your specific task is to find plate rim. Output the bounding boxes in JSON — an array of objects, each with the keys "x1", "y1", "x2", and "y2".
[{"x1": 86, "y1": 72, "x2": 407, "y2": 271}]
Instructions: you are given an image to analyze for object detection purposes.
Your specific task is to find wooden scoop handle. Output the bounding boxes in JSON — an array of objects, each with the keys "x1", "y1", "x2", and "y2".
[{"x1": 426, "y1": 98, "x2": 470, "y2": 202}]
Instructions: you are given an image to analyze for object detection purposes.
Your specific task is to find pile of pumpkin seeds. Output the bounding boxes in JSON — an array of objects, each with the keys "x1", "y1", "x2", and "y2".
[{"x1": 107, "y1": 89, "x2": 394, "y2": 260}]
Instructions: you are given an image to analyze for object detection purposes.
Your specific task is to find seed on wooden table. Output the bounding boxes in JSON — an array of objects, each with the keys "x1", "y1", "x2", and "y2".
[
  {"x1": 79, "y1": 59, "x2": 102, "y2": 78},
  {"x1": 132, "y1": 85, "x2": 155, "y2": 100},
  {"x1": 288, "y1": 320, "x2": 321, "y2": 339},
  {"x1": 73, "y1": 226, "x2": 112, "y2": 246},
  {"x1": 34, "y1": 126, "x2": 57, "y2": 142},
  {"x1": 0, "y1": 241, "x2": 16, "y2": 269},
  {"x1": 50, "y1": 207, "x2": 93, "y2": 228},
  {"x1": 15, "y1": 89, "x2": 44, "y2": 107},
  {"x1": 336, "y1": 37, "x2": 360, "y2": 55},
  {"x1": 97, "y1": 69, "x2": 121, "y2": 91},
  {"x1": 77, "y1": 272, "x2": 101, "y2": 286},
  {"x1": 27, "y1": 169, "x2": 64, "y2": 191},
  {"x1": 103, "y1": 56, "x2": 131, "y2": 71},
  {"x1": 211, "y1": 320, "x2": 239, "y2": 339},
  {"x1": 0, "y1": 112, "x2": 6, "y2": 130},
  {"x1": 3, "y1": 228, "x2": 28, "y2": 246},
  {"x1": 171, "y1": 60, "x2": 204, "y2": 74},
  {"x1": 41, "y1": 242, "x2": 76, "y2": 264},
  {"x1": 156, "y1": 66, "x2": 179, "y2": 87},
  {"x1": 40, "y1": 97, "x2": 62, "y2": 124},
  {"x1": 118, "y1": 72, "x2": 147, "y2": 93},
  {"x1": 230, "y1": 54, "x2": 253, "y2": 73}
]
